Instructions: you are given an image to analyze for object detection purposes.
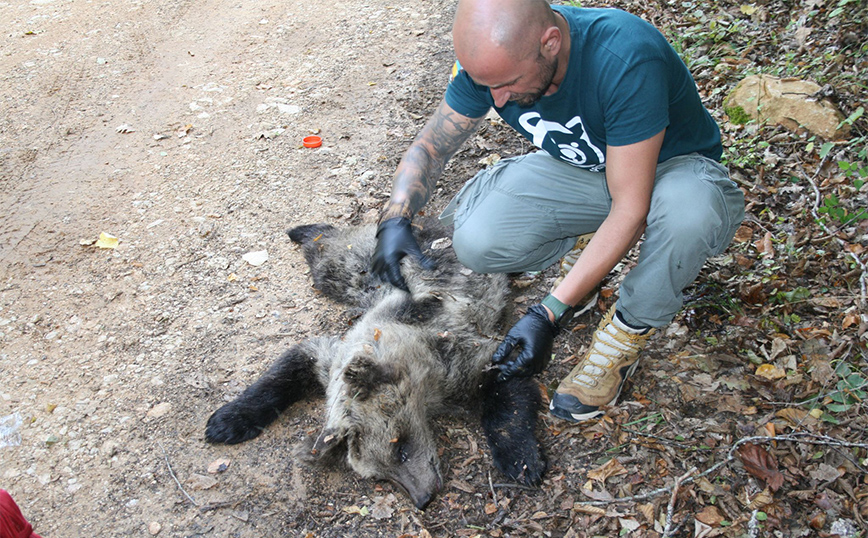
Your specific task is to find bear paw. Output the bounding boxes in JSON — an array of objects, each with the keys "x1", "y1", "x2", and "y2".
[
  {"x1": 491, "y1": 443, "x2": 547, "y2": 486},
  {"x1": 205, "y1": 402, "x2": 269, "y2": 445}
]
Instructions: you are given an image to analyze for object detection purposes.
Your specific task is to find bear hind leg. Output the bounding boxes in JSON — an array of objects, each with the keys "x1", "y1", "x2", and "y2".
[{"x1": 480, "y1": 375, "x2": 547, "y2": 486}]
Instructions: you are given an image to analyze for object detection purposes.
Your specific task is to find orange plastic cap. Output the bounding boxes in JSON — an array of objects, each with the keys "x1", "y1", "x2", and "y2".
[{"x1": 303, "y1": 135, "x2": 322, "y2": 148}]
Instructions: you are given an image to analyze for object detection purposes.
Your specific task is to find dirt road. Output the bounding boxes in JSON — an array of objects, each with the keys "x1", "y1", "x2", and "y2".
[{"x1": 1, "y1": 0, "x2": 467, "y2": 535}]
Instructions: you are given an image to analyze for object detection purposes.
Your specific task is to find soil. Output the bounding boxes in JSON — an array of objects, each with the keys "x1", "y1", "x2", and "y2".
[
  {"x1": 0, "y1": 0, "x2": 538, "y2": 535},
  {"x1": 1, "y1": 0, "x2": 865, "y2": 537}
]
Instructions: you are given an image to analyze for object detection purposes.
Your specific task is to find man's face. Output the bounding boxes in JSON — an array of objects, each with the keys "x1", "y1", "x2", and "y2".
[
  {"x1": 468, "y1": 51, "x2": 558, "y2": 108},
  {"x1": 503, "y1": 52, "x2": 558, "y2": 107}
]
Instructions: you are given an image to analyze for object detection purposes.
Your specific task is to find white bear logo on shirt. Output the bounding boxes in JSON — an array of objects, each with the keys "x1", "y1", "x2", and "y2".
[{"x1": 518, "y1": 112, "x2": 606, "y2": 170}]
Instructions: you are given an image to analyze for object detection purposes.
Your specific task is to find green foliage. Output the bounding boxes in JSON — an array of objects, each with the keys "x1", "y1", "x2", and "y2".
[
  {"x1": 771, "y1": 286, "x2": 811, "y2": 305},
  {"x1": 828, "y1": 0, "x2": 863, "y2": 19},
  {"x1": 838, "y1": 160, "x2": 867, "y2": 190},
  {"x1": 806, "y1": 358, "x2": 868, "y2": 424},
  {"x1": 817, "y1": 193, "x2": 868, "y2": 227},
  {"x1": 725, "y1": 105, "x2": 753, "y2": 125},
  {"x1": 721, "y1": 133, "x2": 770, "y2": 169}
]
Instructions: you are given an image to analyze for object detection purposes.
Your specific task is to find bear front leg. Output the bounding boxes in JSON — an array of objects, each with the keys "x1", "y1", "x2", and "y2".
[
  {"x1": 206, "y1": 342, "x2": 324, "y2": 444},
  {"x1": 480, "y1": 375, "x2": 547, "y2": 486}
]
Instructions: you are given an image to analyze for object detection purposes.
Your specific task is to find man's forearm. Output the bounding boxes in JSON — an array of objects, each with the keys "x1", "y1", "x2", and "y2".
[
  {"x1": 380, "y1": 99, "x2": 485, "y2": 223},
  {"x1": 550, "y1": 209, "x2": 646, "y2": 311},
  {"x1": 380, "y1": 144, "x2": 445, "y2": 222}
]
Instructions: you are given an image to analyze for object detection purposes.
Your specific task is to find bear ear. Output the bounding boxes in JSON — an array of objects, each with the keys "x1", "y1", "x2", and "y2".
[
  {"x1": 343, "y1": 354, "x2": 397, "y2": 400},
  {"x1": 299, "y1": 426, "x2": 349, "y2": 467}
]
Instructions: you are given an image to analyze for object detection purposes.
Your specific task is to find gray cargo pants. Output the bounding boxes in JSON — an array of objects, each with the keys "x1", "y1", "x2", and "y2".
[{"x1": 440, "y1": 151, "x2": 745, "y2": 328}]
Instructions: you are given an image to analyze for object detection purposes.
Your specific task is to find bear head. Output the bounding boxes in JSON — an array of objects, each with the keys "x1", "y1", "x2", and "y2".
[{"x1": 301, "y1": 350, "x2": 443, "y2": 509}]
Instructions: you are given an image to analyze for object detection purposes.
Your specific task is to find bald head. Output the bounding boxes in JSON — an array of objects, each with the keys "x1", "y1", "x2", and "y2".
[{"x1": 453, "y1": 0, "x2": 556, "y2": 64}]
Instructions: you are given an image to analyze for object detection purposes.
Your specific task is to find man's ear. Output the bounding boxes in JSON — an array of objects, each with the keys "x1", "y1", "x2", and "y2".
[{"x1": 540, "y1": 26, "x2": 561, "y2": 55}]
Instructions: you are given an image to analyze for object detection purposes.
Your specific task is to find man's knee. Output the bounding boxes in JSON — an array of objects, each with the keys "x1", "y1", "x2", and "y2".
[
  {"x1": 452, "y1": 225, "x2": 505, "y2": 273},
  {"x1": 650, "y1": 181, "x2": 737, "y2": 254}
]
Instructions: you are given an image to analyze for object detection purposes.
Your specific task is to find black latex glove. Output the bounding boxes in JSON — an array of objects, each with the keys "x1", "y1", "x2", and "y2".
[
  {"x1": 492, "y1": 304, "x2": 560, "y2": 381},
  {"x1": 371, "y1": 217, "x2": 435, "y2": 292}
]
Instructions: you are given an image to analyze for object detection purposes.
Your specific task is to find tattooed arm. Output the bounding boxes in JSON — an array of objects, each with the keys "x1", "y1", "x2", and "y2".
[{"x1": 380, "y1": 99, "x2": 486, "y2": 222}]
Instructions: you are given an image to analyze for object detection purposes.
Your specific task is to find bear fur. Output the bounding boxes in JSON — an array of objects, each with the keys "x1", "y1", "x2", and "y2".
[{"x1": 205, "y1": 222, "x2": 546, "y2": 509}]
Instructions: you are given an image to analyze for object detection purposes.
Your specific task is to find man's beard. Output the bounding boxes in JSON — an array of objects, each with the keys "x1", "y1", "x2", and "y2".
[{"x1": 511, "y1": 54, "x2": 558, "y2": 107}]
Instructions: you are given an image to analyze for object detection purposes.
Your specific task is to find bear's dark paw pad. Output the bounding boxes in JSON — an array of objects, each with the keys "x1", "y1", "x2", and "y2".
[
  {"x1": 492, "y1": 446, "x2": 547, "y2": 486},
  {"x1": 205, "y1": 404, "x2": 265, "y2": 445}
]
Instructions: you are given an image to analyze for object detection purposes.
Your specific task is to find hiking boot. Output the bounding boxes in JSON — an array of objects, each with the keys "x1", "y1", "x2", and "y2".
[
  {"x1": 550, "y1": 232, "x2": 598, "y2": 317},
  {"x1": 549, "y1": 305, "x2": 654, "y2": 422}
]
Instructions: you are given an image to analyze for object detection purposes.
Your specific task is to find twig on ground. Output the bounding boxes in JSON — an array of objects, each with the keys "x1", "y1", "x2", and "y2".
[
  {"x1": 804, "y1": 155, "x2": 868, "y2": 310},
  {"x1": 488, "y1": 471, "x2": 498, "y2": 505},
  {"x1": 662, "y1": 467, "x2": 697, "y2": 538},
  {"x1": 575, "y1": 432, "x2": 868, "y2": 507},
  {"x1": 158, "y1": 441, "x2": 199, "y2": 506}
]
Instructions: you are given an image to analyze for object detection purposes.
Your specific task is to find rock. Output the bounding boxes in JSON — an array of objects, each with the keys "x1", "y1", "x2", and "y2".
[
  {"x1": 146, "y1": 402, "x2": 172, "y2": 418},
  {"x1": 242, "y1": 250, "x2": 268, "y2": 267},
  {"x1": 148, "y1": 522, "x2": 162, "y2": 535},
  {"x1": 726, "y1": 75, "x2": 849, "y2": 140}
]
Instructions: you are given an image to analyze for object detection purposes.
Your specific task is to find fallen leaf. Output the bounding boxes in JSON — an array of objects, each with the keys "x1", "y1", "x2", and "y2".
[
  {"x1": 95, "y1": 232, "x2": 119, "y2": 249},
  {"x1": 810, "y1": 297, "x2": 841, "y2": 308},
  {"x1": 572, "y1": 503, "x2": 606, "y2": 515},
  {"x1": 755, "y1": 363, "x2": 786, "y2": 380},
  {"x1": 619, "y1": 518, "x2": 641, "y2": 532},
  {"x1": 478, "y1": 154, "x2": 501, "y2": 166},
  {"x1": 756, "y1": 231, "x2": 774, "y2": 259},
  {"x1": 775, "y1": 408, "x2": 818, "y2": 429},
  {"x1": 185, "y1": 473, "x2": 218, "y2": 490},
  {"x1": 746, "y1": 487, "x2": 775, "y2": 509},
  {"x1": 809, "y1": 463, "x2": 842, "y2": 482},
  {"x1": 449, "y1": 479, "x2": 474, "y2": 493},
  {"x1": 695, "y1": 519, "x2": 713, "y2": 538},
  {"x1": 733, "y1": 225, "x2": 754, "y2": 243},
  {"x1": 484, "y1": 502, "x2": 498, "y2": 515},
  {"x1": 370, "y1": 494, "x2": 396, "y2": 520},
  {"x1": 207, "y1": 458, "x2": 231, "y2": 474},
  {"x1": 587, "y1": 458, "x2": 628, "y2": 484},
  {"x1": 342, "y1": 505, "x2": 369, "y2": 516},
  {"x1": 737, "y1": 444, "x2": 784, "y2": 491},
  {"x1": 695, "y1": 505, "x2": 724, "y2": 526},
  {"x1": 638, "y1": 503, "x2": 655, "y2": 523}
]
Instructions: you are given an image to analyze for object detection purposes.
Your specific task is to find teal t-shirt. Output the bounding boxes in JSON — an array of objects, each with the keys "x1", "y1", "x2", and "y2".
[{"x1": 445, "y1": 6, "x2": 722, "y2": 171}]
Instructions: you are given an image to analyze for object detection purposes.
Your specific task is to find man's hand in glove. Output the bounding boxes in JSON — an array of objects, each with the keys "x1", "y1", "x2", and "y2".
[
  {"x1": 371, "y1": 217, "x2": 435, "y2": 292},
  {"x1": 492, "y1": 304, "x2": 560, "y2": 381}
]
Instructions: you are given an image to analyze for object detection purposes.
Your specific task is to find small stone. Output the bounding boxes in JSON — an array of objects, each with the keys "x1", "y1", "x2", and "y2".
[
  {"x1": 275, "y1": 103, "x2": 300, "y2": 115},
  {"x1": 148, "y1": 522, "x2": 161, "y2": 535},
  {"x1": 242, "y1": 250, "x2": 268, "y2": 267},
  {"x1": 146, "y1": 402, "x2": 172, "y2": 418}
]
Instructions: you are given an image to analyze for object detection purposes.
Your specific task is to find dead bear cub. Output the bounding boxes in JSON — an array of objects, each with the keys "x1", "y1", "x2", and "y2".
[{"x1": 205, "y1": 222, "x2": 546, "y2": 509}]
